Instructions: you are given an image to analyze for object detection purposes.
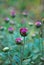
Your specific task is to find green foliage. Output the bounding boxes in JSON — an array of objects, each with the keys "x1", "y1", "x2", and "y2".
[{"x1": 0, "y1": 0, "x2": 44, "y2": 65}]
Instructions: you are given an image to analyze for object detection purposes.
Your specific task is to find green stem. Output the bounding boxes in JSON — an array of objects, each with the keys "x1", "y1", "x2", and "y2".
[
  {"x1": 23, "y1": 37, "x2": 25, "y2": 55},
  {"x1": 20, "y1": 46, "x2": 22, "y2": 65},
  {"x1": 42, "y1": 38, "x2": 44, "y2": 57},
  {"x1": 20, "y1": 37, "x2": 25, "y2": 65},
  {"x1": 37, "y1": 28, "x2": 40, "y2": 53},
  {"x1": 41, "y1": 22, "x2": 44, "y2": 57},
  {"x1": 7, "y1": 52, "x2": 12, "y2": 65}
]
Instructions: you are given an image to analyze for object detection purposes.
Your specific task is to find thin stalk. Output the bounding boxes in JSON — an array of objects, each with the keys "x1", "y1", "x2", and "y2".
[
  {"x1": 20, "y1": 46, "x2": 22, "y2": 65},
  {"x1": 21, "y1": 37, "x2": 25, "y2": 61},
  {"x1": 41, "y1": 23, "x2": 44, "y2": 57},
  {"x1": 23, "y1": 37, "x2": 25, "y2": 56},
  {"x1": 39, "y1": 32, "x2": 41, "y2": 53}
]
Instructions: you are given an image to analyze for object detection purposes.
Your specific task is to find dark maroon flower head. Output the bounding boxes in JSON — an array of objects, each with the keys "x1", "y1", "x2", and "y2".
[
  {"x1": 5, "y1": 17, "x2": 9, "y2": 23},
  {"x1": 35, "y1": 21, "x2": 42, "y2": 28},
  {"x1": 16, "y1": 38, "x2": 23, "y2": 45},
  {"x1": 0, "y1": 26, "x2": 4, "y2": 31},
  {"x1": 11, "y1": 10, "x2": 16, "y2": 18},
  {"x1": 20, "y1": 28, "x2": 28, "y2": 37},
  {"x1": 8, "y1": 27, "x2": 14, "y2": 34}
]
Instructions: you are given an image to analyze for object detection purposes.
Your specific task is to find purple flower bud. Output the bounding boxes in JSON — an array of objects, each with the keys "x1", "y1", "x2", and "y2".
[
  {"x1": 5, "y1": 17, "x2": 9, "y2": 23},
  {"x1": 35, "y1": 21, "x2": 42, "y2": 28},
  {"x1": 10, "y1": 10, "x2": 16, "y2": 18},
  {"x1": 22, "y1": 11, "x2": 28, "y2": 17},
  {"x1": 20, "y1": 28, "x2": 28, "y2": 37},
  {"x1": 8, "y1": 27, "x2": 14, "y2": 34},
  {"x1": 16, "y1": 38, "x2": 23, "y2": 45},
  {"x1": 0, "y1": 26, "x2": 4, "y2": 31}
]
